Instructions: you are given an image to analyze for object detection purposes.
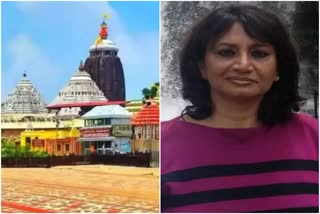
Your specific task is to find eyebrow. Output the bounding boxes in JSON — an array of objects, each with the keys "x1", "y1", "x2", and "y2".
[{"x1": 215, "y1": 42, "x2": 272, "y2": 49}]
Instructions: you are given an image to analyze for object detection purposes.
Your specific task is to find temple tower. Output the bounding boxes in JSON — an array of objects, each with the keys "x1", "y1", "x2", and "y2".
[
  {"x1": 2, "y1": 73, "x2": 47, "y2": 114},
  {"x1": 50, "y1": 62, "x2": 107, "y2": 116},
  {"x1": 84, "y1": 17, "x2": 126, "y2": 101}
]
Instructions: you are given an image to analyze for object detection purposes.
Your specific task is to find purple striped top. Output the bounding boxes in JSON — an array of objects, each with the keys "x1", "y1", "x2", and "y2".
[{"x1": 161, "y1": 113, "x2": 318, "y2": 212}]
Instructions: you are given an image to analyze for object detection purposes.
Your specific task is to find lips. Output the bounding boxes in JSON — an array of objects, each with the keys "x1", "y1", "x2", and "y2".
[{"x1": 226, "y1": 77, "x2": 257, "y2": 85}]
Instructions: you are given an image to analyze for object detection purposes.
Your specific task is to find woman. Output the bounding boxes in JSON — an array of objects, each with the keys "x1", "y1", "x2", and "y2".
[{"x1": 161, "y1": 5, "x2": 318, "y2": 213}]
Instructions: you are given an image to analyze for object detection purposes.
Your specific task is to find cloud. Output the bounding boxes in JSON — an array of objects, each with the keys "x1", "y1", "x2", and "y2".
[
  {"x1": 3, "y1": 1, "x2": 159, "y2": 102},
  {"x1": 14, "y1": 1, "x2": 158, "y2": 68},
  {"x1": 63, "y1": 2, "x2": 159, "y2": 72},
  {"x1": 17, "y1": 1, "x2": 158, "y2": 64},
  {"x1": 15, "y1": 1, "x2": 40, "y2": 13},
  {"x1": 81, "y1": 3, "x2": 159, "y2": 69},
  {"x1": 116, "y1": 31, "x2": 159, "y2": 68},
  {"x1": 3, "y1": 34, "x2": 61, "y2": 103}
]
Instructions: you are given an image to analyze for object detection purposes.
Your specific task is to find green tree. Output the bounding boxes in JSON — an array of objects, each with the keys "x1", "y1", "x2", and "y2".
[
  {"x1": 150, "y1": 86, "x2": 158, "y2": 98},
  {"x1": 142, "y1": 88, "x2": 151, "y2": 99},
  {"x1": 141, "y1": 83, "x2": 159, "y2": 104},
  {"x1": 1, "y1": 139, "x2": 17, "y2": 158}
]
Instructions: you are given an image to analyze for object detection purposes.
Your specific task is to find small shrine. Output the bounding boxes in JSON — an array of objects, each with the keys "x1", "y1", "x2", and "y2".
[{"x1": 2, "y1": 73, "x2": 47, "y2": 114}]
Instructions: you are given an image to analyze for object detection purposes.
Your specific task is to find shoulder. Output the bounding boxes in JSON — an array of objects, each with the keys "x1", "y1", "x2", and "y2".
[
  {"x1": 161, "y1": 117, "x2": 180, "y2": 130},
  {"x1": 161, "y1": 116, "x2": 194, "y2": 152},
  {"x1": 161, "y1": 116, "x2": 182, "y2": 138},
  {"x1": 291, "y1": 113, "x2": 318, "y2": 131},
  {"x1": 161, "y1": 117, "x2": 185, "y2": 173},
  {"x1": 286, "y1": 113, "x2": 319, "y2": 147}
]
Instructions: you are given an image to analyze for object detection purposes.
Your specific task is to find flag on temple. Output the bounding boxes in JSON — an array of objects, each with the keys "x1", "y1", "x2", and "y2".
[{"x1": 103, "y1": 13, "x2": 110, "y2": 19}]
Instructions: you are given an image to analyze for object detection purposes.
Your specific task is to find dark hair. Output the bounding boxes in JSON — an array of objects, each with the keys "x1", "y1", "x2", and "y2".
[{"x1": 180, "y1": 4, "x2": 303, "y2": 125}]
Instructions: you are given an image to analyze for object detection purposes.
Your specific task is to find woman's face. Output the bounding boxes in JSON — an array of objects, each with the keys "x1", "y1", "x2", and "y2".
[{"x1": 202, "y1": 23, "x2": 278, "y2": 100}]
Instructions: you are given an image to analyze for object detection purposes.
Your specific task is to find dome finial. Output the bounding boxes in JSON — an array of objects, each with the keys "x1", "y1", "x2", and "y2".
[
  {"x1": 94, "y1": 14, "x2": 110, "y2": 45},
  {"x1": 79, "y1": 60, "x2": 84, "y2": 71},
  {"x1": 23, "y1": 72, "x2": 27, "y2": 77}
]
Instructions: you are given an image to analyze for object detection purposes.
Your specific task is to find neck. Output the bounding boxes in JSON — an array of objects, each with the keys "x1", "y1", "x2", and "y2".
[{"x1": 208, "y1": 94, "x2": 262, "y2": 128}]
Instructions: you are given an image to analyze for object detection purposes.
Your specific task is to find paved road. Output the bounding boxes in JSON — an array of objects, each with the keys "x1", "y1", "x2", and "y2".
[{"x1": 2, "y1": 166, "x2": 159, "y2": 213}]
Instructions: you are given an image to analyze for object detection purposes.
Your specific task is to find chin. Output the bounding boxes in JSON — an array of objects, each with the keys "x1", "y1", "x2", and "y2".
[{"x1": 224, "y1": 89, "x2": 262, "y2": 99}]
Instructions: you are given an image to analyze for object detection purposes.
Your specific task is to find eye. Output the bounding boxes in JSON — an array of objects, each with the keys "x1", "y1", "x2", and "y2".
[
  {"x1": 217, "y1": 49, "x2": 236, "y2": 57},
  {"x1": 251, "y1": 50, "x2": 269, "y2": 59}
]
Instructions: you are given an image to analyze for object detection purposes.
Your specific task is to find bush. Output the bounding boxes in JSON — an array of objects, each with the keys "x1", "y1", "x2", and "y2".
[
  {"x1": 32, "y1": 150, "x2": 49, "y2": 158},
  {"x1": 1, "y1": 138, "x2": 49, "y2": 158}
]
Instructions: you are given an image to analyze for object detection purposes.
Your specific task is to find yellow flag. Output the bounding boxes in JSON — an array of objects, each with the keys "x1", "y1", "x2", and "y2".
[
  {"x1": 95, "y1": 36, "x2": 102, "y2": 45},
  {"x1": 103, "y1": 13, "x2": 110, "y2": 19}
]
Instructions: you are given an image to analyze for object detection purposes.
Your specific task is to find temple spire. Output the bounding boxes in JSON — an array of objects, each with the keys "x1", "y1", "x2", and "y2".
[
  {"x1": 79, "y1": 60, "x2": 84, "y2": 71},
  {"x1": 95, "y1": 14, "x2": 109, "y2": 45},
  {"x1": 50, "y1": 63, "x2": 107, "y2": 107},
  {"x1": 2, "y1": 73, "x2": 47, "y2": 114}
]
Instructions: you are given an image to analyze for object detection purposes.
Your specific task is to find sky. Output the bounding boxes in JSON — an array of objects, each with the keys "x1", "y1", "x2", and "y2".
[{"x1": 1, "y1": 1, "x2": 159, "y2": 103}]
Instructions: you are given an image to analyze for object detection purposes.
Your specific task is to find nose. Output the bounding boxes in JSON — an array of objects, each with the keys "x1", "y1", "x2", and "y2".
[{"x1": 233, "y1": 52, "x2": 251, "y2": 72}]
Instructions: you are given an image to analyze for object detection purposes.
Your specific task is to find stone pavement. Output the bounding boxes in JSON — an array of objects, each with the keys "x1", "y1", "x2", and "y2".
[{"x1": 2, "y1": 165, "x2": 159, "y2": 213}]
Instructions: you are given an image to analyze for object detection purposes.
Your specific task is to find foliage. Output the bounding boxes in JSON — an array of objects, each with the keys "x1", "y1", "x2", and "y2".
[
  {"x1": 142, "y1": 88, "x2": 151, "y2": 99},
  {"x1": 150, "y1": 86, "x2": 158, "y2": 97},
  {"x1": 1, "y1": 138, "x2": 49, "y2": 158},
  {"x1": 141, "y1": 83, "x2": 159, "y2": 100},
  {"x1": 32, "y1": 150, "x2": 50, "y2": 158}
]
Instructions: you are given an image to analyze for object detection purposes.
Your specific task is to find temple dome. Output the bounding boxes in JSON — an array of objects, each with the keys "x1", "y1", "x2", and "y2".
[
  {"x1": 50, "y1": 62, "x2": 107, "y2": 105},
  {"x1": 89, "y1": 39, "x2": 119, "y2": 52},
  {"x1": 2, "y1": 73, "x2": 47, "y2": 114}
]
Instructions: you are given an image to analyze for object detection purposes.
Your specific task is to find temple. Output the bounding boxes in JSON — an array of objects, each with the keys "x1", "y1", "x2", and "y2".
[
  {"x1": 49, "y1": 61, "x2": 108, "y2": 117},
  {"x1": 84, "y1": 17, "x2": 126, "y2": 101},
  {"x1": 1, "y1": 15, "x2": 158, "y2": 166},
  {"x1": 2, "y1": 73, "x2": 47, "y2": 114}
]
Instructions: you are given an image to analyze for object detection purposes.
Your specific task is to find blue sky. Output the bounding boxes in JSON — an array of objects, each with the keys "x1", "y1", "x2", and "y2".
[{"x1": 2, "y1": 1, "x2": 159, "y2": 103}]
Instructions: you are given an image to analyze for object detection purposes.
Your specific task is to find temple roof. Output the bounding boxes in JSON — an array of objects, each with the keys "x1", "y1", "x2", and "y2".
[
  {"x1": 50, "y1": 62, "x2": 107, "y2": 105},
  {"x1": 1, "y1": 73, "x2": 47, "y2": 114},
  {"x1": 131, "y1": 102, "x2": 159, "y2": 125},
  {"x1": 47, "y1": 100, "x2": 126, "y2": 109},
  {"x1": 82, "y1": 105, "x2": 132, "y2": 119},
  {"x1": 89, "y1": 39, "x2": 119, "y2": 52}
]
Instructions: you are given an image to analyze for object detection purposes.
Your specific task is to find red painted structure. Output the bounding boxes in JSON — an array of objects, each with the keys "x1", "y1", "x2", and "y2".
[
  {"x1": 47, "y1": 100, "x2": 126, "y2": 109},
  {"x1": 34, "y1": 138, "x2": 82, "y2": 156}
]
